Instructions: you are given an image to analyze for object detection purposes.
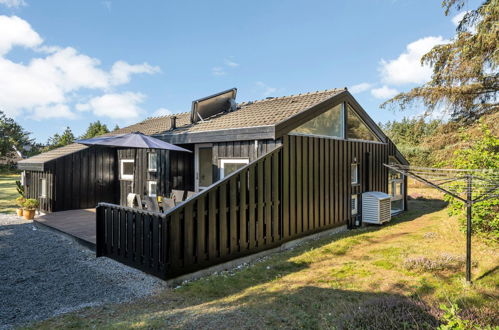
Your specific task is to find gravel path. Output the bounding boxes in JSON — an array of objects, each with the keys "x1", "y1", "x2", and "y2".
[{"x1": 0, "y1": 213, "x2": 167, "y2": 329}]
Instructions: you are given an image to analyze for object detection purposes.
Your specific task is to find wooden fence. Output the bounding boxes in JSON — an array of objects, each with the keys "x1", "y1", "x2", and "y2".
[{"x1": 97, "y1": 136, "x2": 393, "y2": 279}]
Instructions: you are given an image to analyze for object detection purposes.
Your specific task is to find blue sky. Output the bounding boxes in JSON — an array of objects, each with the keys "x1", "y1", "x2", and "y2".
[{"x1": 0, "y1": 0, "x2": 474, "y2": 143}]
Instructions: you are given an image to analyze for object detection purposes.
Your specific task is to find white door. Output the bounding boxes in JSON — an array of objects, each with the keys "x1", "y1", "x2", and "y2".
[{"x1": 195, "y1": 144, "x2": 213, "y2": 192}]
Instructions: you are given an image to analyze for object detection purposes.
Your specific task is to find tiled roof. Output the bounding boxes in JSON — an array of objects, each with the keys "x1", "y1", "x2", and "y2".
[
  {"x1": 19, "y1": 88, "x2": 345, "y2": 165},
  {"x1": 170, "y1": 88, "x2": 344, "y2": 134}
]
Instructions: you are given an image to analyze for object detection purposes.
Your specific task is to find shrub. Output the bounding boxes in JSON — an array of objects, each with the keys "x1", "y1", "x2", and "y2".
[
  {"x1": 445, "y1": 122, "x2": 499, "y2": 239},
  {"x1": 22, "y1": 198, "x2": 39, "y2": 210}
]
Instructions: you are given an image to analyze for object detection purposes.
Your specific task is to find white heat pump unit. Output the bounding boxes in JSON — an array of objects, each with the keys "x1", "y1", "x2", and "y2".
[{"x1": 362, "y1": 191, "x2": 391, "y2": 224}]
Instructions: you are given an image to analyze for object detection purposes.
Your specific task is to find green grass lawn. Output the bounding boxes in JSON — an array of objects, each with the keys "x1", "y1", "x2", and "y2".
[
  {"x1": 30, "y1": 194, "x2": 499, "y2": 329},
  {"x1": 0, "y1": 173, "x2": 20, "y2": 213}
]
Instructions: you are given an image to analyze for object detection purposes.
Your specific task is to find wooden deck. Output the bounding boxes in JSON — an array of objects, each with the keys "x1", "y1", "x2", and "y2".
[{"x1": 35, "y1": 209, "x2": 96, "y2": 247}]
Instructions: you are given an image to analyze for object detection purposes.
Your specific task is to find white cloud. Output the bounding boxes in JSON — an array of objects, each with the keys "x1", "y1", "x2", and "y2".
[
  {"x1": 0, "y1": 15, "x2": 159, "y2": 120},
  {"x1": 452, "y1": 11, "x2": 468, "y2": 26},
  {"x1": 79, "y1": 92, "x2": 145, "y2": 119},
  {"x1": 349, "y1": 82, "x2": 372, "y2": 94},
  {"x1": 32, "y1": 104, "x2": 76, "y2": 120},
  {"x1": 212, "y1": 66, "x2": 225, "y2": 76},
  {"x1": 152, "y1": 108, "x2": 172, "y2": 117},
  {"x1": 110, "y1": 61, "x2": 160, "y2": 85},
  {"x1": 255, "y1": 81, "x2": 277, "y2": 97},
  {"x1": 0, "y1": 16, "x2": 42, "y2": 55},
  {"x1": 371, "y1": 85, "x2": 399, "y2": 99},
  {"x1": 0, "y1": 0, "x2": 26, "y2": 8},
  {"x1": 379, "y1": 36, "x2": 448, "y2": 85},
  {"x1": 224, "y1": 58, "x2": 239, "y2": 67}
]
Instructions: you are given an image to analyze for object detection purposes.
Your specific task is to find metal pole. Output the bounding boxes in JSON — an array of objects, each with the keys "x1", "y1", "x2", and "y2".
[{"x1": 466, "y1": 175, "x2": 472, "y2": 283}]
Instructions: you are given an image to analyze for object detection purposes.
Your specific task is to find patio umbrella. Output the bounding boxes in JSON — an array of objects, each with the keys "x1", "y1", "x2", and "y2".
[
  {"x1": 76, "y1": 132, "x2": 191, "y2": 197},
  {"x1": 76, "y1": 132, "x2": 191, "y2": 153}
]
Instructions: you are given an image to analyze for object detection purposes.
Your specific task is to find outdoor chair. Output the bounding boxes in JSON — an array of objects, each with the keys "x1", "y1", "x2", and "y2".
[
  {"x1": 171, "y1": 189, "x2": 186, "y2": 204},
  {"x1": 127, "y1": 193, "x2": 143, "y2": 209},
  {"x1": 162, "y1": 198, "x2": 176, "y2": 212},
  {"x1": 142, "y1": 196, "x2": 160, "y2": 213},
  {"x1": 185, "y1": 190, "x2": 196, "y2": 200}
]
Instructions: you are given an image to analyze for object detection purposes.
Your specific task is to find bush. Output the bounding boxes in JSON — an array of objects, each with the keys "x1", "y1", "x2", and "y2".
[
  {"x1": 22, "y1": 198, "x2": 39, "y2": 210},
  {"x1": 445, "y1": 122, "x2": 499, "y2": 239}
]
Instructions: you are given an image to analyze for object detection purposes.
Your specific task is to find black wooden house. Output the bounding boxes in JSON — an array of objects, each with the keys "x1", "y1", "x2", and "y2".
[
  {"x1": 18, "y1": 87, "x2": 407, "y2": 215},
  {"x1": 18, "y1": 87, "x2": 408, "y2": 278}
]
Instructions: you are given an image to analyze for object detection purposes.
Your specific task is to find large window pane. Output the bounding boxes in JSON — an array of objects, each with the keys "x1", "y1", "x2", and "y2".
[
  {"x1": 346, "y1": 105, "x2": 379, "y2": 141},
  {"x1": 291, "y1": 104, "x2": 343, "y2": 138},
  {"x1": 220, "y1": 158, "x2": 249, "y2": 178}
]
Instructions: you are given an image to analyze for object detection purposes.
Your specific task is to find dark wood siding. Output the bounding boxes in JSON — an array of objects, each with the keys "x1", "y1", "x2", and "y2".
[
  {"x1": 211, "y1": 139, "x2": 281, "y2": 181},
  {"x1": 117, "y1": 145, "x2": 194, "y2": 205},
  {"x1": 24, "y1": 146, "x2": 118, "y2": 212}
]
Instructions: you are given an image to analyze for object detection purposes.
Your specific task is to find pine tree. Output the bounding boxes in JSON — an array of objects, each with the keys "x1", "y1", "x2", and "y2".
[
  {"x1": 80, "y1": 121, "x2": 110, "y2": 139},
  {"x1": 383, "y1": 0, "x2": 498, "y2": 121}
]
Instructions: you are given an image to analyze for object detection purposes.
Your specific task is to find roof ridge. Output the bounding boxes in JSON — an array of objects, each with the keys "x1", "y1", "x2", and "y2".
[
  {"x1": 144, "y1": 111, "x2": 190, "y2": 121},
  {"x1": 238, "y1": 88, "x2": 345, "y2": 106}
]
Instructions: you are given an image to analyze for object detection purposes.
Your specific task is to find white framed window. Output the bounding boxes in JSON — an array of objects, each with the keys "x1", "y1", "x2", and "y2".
[
  {"x1": 219, "y1": 158, "x2": 249, "y2": 179},
  {"x1": 40, "y1": 178, "x2": 47, "y2": 198},
  {"x1": 147, "y1": 181, "x2": 158, "y2": 197},
  {"x1": 351, "y1": 163, "x2": 359, "y2": 184},
  {"x1": 351, "y1": 194, "x2": 358, "y2": 215},
  {"x1": 148, "y1": 153, "x2": 158, "y2": 172},
  {"x1": 120, "y1": 159, "x2": 134, "y2": 180}
]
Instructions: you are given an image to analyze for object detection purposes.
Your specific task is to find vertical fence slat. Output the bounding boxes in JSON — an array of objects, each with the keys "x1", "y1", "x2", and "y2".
[
  {"x1": 248, "y1": 166, "x2": 256, "y2": 249},
  {"x1": 257, "y1": 160, "x2": 264, "y2": 247},
  {"x1": 197, "y1": 197, "x2": 206, "y2": 262},
  {"x1": 229, "y1": 178, "x2": 238, "y2": 253},
  {"x1": 152, "y1": 215, "x2": 159, "y2": 270},
  {"x1": 272, "y1": 152, "x2": 279, "y2": 242},
  {"x1": 184, "y1": 203, "x2": 194, "y2": 266},
  {"x1": 208, "y1": 190, "x2": 217, "y2": 258},
  {"x1": 119, "y1": 208, "x2": 127, "y2": 259},
  {"x1": 219, "y1": 184, "x2": 228, "y2": 257},
  {"x1": 282, "y1": 136, "x2": 290, "y2": 239},
  {"x1": 96, "y1": 205, "x2": 105, "y2": 257},
  {"x1": 170, "y1": 212, "x2": 182, "y2": 268},
  {"x1": 239, "y1": 170, "x2": 248, "y2": 250},
  {"x1": 264, "y1": 156, "x2": 272, "y2": 244}
]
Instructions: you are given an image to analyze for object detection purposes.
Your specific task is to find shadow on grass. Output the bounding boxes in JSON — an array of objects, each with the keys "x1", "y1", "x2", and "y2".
[
  {"x1": 169, "y1": 198, "x2": 449, "y2": 300},
  {"x1": 60, "y1": 286, "x2": 441, "y2": 329}
]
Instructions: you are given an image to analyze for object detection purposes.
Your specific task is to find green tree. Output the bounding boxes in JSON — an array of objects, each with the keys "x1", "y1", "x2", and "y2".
[
  {"x1": 381, "y1": 117, "x2": 442, "y2": 165},
  {"x1": 445, "y1": 122, "x2": 499, "y2": 238},
  {"x1": 80, "y1": 120, "x2": 109, "y2": 139},
  {"x1": 383, "y1": 0, "x2": 498, "y2": 120},
  {"x1": 112, "y1": 124, "x2": 120, "y2": 131},
  {"x1": 0, "y1": 110, "x2": 37, "y2": 158},
  {"x1": 44, "y1": 127, "x2": 75, "y2": 151}
]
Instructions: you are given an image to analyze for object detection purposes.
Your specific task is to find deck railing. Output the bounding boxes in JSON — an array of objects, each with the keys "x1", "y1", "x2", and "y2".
[{"x1": 97, "y1": 146, "x2": 284, "y2": 279}]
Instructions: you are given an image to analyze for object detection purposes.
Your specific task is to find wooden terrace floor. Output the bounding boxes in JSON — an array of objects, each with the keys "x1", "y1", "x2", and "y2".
[{"x1": 35, "y1": 209, "x2": 96, "y2": 247}]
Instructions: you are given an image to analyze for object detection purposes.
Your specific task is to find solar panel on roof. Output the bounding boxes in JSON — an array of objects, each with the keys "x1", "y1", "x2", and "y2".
[{"x1": 190, "y1": 88, "x2": 237, "y2": 124}]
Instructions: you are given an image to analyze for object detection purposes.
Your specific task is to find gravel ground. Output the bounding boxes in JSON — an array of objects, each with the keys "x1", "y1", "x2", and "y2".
[{"x1": 0, "y1": 213, "x2": 167, "y2": 329}]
